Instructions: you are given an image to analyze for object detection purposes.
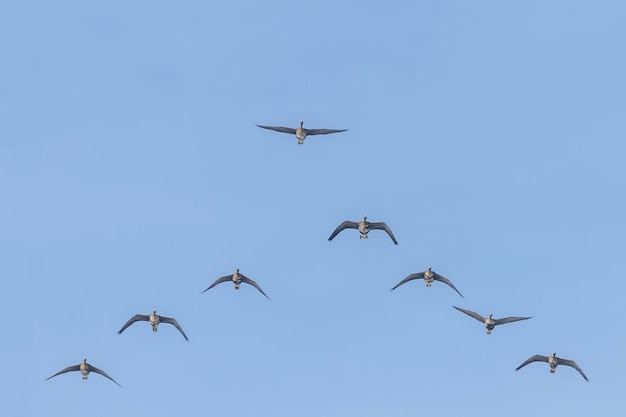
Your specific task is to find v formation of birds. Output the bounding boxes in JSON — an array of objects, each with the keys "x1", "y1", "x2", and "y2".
[{"x1": 46, "y1": 122, "x2": 589, "y2": 386}]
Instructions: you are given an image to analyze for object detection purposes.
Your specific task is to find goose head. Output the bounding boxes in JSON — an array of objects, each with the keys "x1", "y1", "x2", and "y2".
[
  {"x1": 427, "y1": 265, "x2": 432, "y2": 272},
  {"x1": 83, "y1": 357, "x2": 87, "y2": 363},
  {"x1": 299, "y1": 120, "x2": 304, "y2": 128},
  {"x1": 363, "y1": 214, "x2": 368, "y2": 221},
  {"x1": 489, "y1": 313, "x2": 493, "y2": 319}
]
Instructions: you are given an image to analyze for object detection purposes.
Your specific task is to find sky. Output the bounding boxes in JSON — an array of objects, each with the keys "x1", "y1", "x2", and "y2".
[{"x1": 1, "y1": 1, "x2": 625, "y2": 416}]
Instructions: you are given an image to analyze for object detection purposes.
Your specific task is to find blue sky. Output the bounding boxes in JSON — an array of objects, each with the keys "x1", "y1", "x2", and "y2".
[{"x1": 1, "y1": 1, "x2": 625, "y2": 416}]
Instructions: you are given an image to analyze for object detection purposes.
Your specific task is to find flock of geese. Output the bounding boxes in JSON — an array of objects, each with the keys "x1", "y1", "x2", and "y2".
[{"x1": 45, "y1": 121, "x2": 589, "y2": 387}]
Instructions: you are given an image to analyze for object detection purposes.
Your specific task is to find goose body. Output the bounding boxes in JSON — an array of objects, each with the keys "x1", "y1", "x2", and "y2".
[
  {"x1": 202, "y1": 268, "x2": 270, "y2": 299},
  {"x1": 118, "y1": 309, "x2": 189, "y2": 341},
  {"x1": 46, "y1": 357, "x2": 121, "y2": 387},
  {"x1": 515, "y1": 352, "x2": 588, "y2": 381},
  {"x1": 390, "y1": 266, "x2": 463, "y2": 297},
  {"x1": 328, "y1": 215, "x2": 398, "y2": 244},
  {"x1": 452, "y1": 306, "x2": 531, "y2": 334},
  {"x1": 257, "y1": 120, "x2": 347, "y2": 145}
]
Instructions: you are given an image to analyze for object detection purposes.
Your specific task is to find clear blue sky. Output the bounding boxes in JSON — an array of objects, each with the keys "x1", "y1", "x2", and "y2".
[{"x1": 1, "y1": 1, "x2": 625, "y2": 416}]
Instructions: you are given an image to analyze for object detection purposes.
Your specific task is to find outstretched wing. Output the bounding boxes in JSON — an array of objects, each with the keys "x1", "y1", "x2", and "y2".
[
  {"x1": 89, "y1": 364, "x2": 122, "y2": 387},
  {"x1": 46, "y1": 364, "x2": 81, "y2": 380},
  {"x1": 559, "y1": 359, "x2": 589, "y2": 382},
  {"x1": 390, "y1": 272, "x2": 425, "y2": 291},
  {"x1": 160, "y1": 316, "x2": 190, "y2": 341},
  {"x1": 515, "y1": 354, "x2": 549, "y2": 371},
  {"x1": 201, "y1": 275, "x2": 233, "y2": 293},
  {"x1": 117, "y1": 314, "x2": 150, "y2": 335},
  {"x1": 452, "y1": 306, "x2": 485, "y2": 323},
  {"x1": 256, "y1": 125, "x2": 297, "y2": 135},
  {"x1": 368, "y1": 222, "x2": 398, "y2": 244},
  {"x1": 433, "y1": 273, "x2": 463, "y2": 298},
  {"x1": 240, "y1": 275, "x2": 270, "y2": 300},
  {"x1": 328, "y1": 221, "x2": 359, "y2": 241},
  {"x1": 494, "y1": 316, "x2": 532, "y2": 326},
  {"x1": 304, "y1": 128, "x2": 347, "y2": 136}
]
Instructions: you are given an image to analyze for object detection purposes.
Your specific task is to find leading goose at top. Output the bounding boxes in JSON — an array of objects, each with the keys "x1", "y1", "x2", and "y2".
[
  {"x1": 117, "y1": 309, "x2": 189, "y2": 341},
  {"x1": 452, "y1": 306, "x2": 531, "y2": 334},
  {"x1": 256, "y1": 120, "x2": 347, "y2": 145},
  {"x1": 46, "y1": 357, "x2": 122, "y2": 387},
  {"x1": 515, "y1": 352, "x2": 589, "y2": 381},
  {"x1": 390, "y1": 266, "x2": 463, "y2": 297},
  {"x1": 202, "y1": 268, "x2": 270, "y2": 299},
  {"x1": 328, "y1": 215, "x2": 398, "y2": 245}
]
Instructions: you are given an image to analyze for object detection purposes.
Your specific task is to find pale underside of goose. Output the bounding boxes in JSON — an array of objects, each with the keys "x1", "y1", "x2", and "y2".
[
  {"x1": 452, "y1": 306, "x2": 531, "y2": 334},
  {"x1": 202, "y1": 268, "x2": 270, "y2": 299},
  {"x1": 117, "y1": 309, "x2": 189, "y2": 341},
  {"x1": 328, "y1": 215, "x2": 398, "y2": 245},
  {"x1": 256, "y1": 120, "x2": 347, "y2": 144},
  {"x1": 515, "y1": 352, "x2": 589, "y2": 382},
  {"x1": 46, "y1": 357, "x2": 122, "y2": 387},
  {"x1": 390, "y1": 266, "x2": 463, "y2": 297}
]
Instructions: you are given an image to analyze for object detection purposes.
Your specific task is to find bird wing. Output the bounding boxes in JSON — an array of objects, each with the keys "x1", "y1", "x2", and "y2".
[
  {"x1": 328, "y1": 221, "x2": 359, "y2": 241},
  {"x1": 304, "y1": 128, "x2": 347, "y2": 136},
  {"x1": 494, "y1": 316, "x2": 532, "y2": 326},
  {"x1": 89, "y1": 364, "x2": 122, "y2": 387},
  {"x1": 515, "y1": 354, "x2": 549, "y2": 371},
  {"x1": 390, "y1": 272, "x2": 425, "y2": 291},
  {"x1": 452, "y1": 306, "x2": 485, "y2": 323},
  {"x1": 559, "y1": 359, "x2": 589, "y2": 382},
  {"x1": 159, "y1": 316, "x2": 190, "y2": 341},
  {"x1": 240, "y1": 275, "x2": 271, "y2": 300},
  {"x1": 433, "y1": 273, "x2": 463, "y2": 298},
  {"x1": 368, "y1": 222, "x2": 398, "y2": 244},
  {"x1": 201, "y1": 275, "x2": 233, "y2": 293},
  {"x1": 256, "y1": 125, "x2": 297, "y2": 134},
  {"x1": 46, "y1": 364, "x2": 81, "y2": 380},
  {"x1": 117, "y1": 314, "x2": 150, "y2": 334}
]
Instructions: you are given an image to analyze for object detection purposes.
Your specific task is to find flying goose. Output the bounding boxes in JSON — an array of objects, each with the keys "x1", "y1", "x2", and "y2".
[
  {"x1": 117, "y1": 309, "x2": 189, "y2": 341},
  {"x1": 516, "y1": 352, "x2": 589, "y2": 381},
  {"x1": 390, "y1": 266, "x2": 463, "y2": 297},
  {"x1": 46, "y1": 357, "x2": 121, "y2": 387},
  {"x1": 452, "y1": 306, "x2": 531, "y2": 334},
  {"x1": 328, "y1": 215, "x2": 398, "y2": 244},
  {"x1": 256, "y1": 120, "x2": 347, "y2": 144},
  {"x1": 202, "y1": 268, "x2": 270, "y2": 299}
]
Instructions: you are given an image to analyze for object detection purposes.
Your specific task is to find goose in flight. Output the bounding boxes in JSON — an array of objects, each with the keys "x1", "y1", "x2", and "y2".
[
  {"x1": 452, "y1": 306, "x2": 531, "y2": 334},
  {"x1": 390, "y1": 266, "x2": 463, "y2": 297},
  {"x1": 328, "y1": 215, "x2": 398, "y2": 244},
  {"x1": 202, "y1": 268, "x2": 270, "y2": 299},
  {"x1": 46, "y1": 357, "x2": 121, "y2": 387},
  {"x1": 117, "y1": 309, "x2": 189, "y2": 341},
  {"x1": 256, "y1": 120, "x2": 347, "y2": 144},
  {"x1": 515, "y1": 352, "x2": 589, "y2": 381}
]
